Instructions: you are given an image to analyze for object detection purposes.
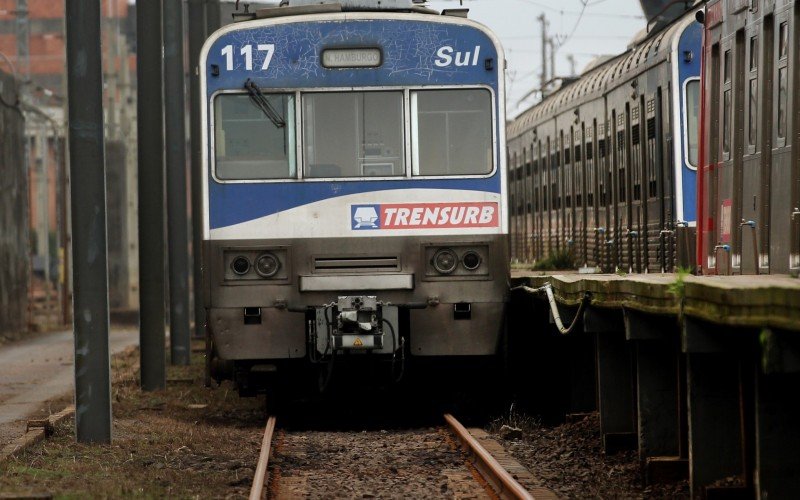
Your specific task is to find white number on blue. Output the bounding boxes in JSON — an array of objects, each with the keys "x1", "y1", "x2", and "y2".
[{"x1": 220, "y1": 44, "x2": 276, "y2": 72}]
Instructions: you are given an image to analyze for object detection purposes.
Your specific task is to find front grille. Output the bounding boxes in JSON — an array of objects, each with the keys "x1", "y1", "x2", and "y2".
[{"x1": 313, "y1": 256, "x2": 400, "y2": 273}]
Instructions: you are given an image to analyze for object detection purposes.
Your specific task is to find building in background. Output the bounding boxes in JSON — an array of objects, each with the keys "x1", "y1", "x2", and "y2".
[{"x1": 0, "y1": 0, "x2": 138, "y2": 330}]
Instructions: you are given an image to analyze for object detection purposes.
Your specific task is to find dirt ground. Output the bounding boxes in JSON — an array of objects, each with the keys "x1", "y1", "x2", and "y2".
[
  {"x1": 0, "y1": 345, "x2": 265, "y2": 498},
  {"x1": 1, "y1": 345, "x2": 690, "y2": 499},
  {"x1": 488, "y1": 409, "x2": 689, "y2": 498}
]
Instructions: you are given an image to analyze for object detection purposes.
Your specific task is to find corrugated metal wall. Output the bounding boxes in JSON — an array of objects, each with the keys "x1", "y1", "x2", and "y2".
[{"x1": 0, "y1": 71, "x2": 29, "y2": 336}]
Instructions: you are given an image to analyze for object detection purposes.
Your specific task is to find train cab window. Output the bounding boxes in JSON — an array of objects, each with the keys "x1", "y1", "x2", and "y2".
[
  {"x1": 778, "y1": 67, "x2": 788, "y2": 139},
  {"x1": 776, "y1": 22, "x2": 789, "y2": 141},
  {"x1": 685, "y1": 79, "x2": 700, "y2": 167},
  {"x1": 213, "y1": 93, "x2": 296, "y2": 180},
  {"x1": 779, "y1": 22, "x2": 788, "y2": 59},
  {"x1": 411, "y1": 89, "x2": 492, "y2": 176},
  {"x1": 303, "y1": 91, "x2": 404, "y2": 178}
]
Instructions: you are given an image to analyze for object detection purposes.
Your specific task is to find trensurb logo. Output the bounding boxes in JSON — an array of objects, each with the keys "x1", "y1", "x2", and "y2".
[
  {"x1": 351, "y1": 202, "x2": 499, "y2": 230},
  {"x1": 352, "y1": 205, "x2": 381, "y2": 229}
]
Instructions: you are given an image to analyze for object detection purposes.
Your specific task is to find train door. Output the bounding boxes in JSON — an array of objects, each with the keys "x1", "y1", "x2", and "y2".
[
  {"x1": 630, "y1": 101, "x2": 645, "y2": 272},
  {"x1": 758, "y1": 14, "x2": 775, "y2": 273},
  {"x1": 551, "y1": 136, "x2": 561, "y2": 253},
  {"x1": 544, "y1": 135, "x2": 553, "y2": 256},
  {"x1": 558, "y1": 130, "x2": 569, "y2": 257},
  {"x1": 521, "y1": 147, "x2": 530, "y2": 262},
  {"x1": 509, "y1": 150, "x2": 517, "y2": 260},
  {"x1": 731, "y1": 30, "x2": 746, "y2": 274},
  {"x1": 532, "y1": 144, "x2": 541, "y2": 261},
  {"x1": 716, "y1": 38, "x2": 735, "y2": 275},
  {"x1": 526, "y1": 147, "x2": 534, "y2": 263},
  {"x1": 791, "y1": 2, "x2": 799, "y2": 273},
  {"x1": 614, "y1": 109, "x2": 629, "y2": 271},
  {"x1": 597, "y1": 121, "x2": 611, "y2": 271},
  {"x1": 563, "y1": 129, "x2": 574, "y2": 262},
  {"x1": 741, "y1": 22, "x2": 762, "y2": 274},
  {"x1": 585, "y1": 122, "x2": 597, "y2": 269},
  {"x1": 575, "y1": 127, "x2": 586, "y2": 267},
  {"x1": 769, "y1": 9, "x2": 794, "y2": 273},
  {"x1": 645, "y1": 94, "x2": 664, "y2": 271}
]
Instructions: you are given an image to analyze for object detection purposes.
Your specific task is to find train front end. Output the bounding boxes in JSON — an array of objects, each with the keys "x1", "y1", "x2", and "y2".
[{"x1": 200, "y1": 7, "x2": 508, "y2": 393}]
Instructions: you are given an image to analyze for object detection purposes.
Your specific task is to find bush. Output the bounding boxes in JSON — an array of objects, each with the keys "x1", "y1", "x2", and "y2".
[{"x1": 531, "y1": 248, "x2": 575, "y2": 271}]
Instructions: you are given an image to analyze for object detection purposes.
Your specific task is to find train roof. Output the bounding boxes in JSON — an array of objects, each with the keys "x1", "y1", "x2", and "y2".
[
  {"x1": 258, "y1": 0, "x2": 441, "y2": 17},
  {"x1": 508, "y1": 8, "x2": 699, "y2": 140}
]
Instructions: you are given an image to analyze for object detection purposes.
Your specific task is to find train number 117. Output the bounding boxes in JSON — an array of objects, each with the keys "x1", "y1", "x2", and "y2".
[{"x1": 220, "y1": 44, "x2": 275, "y2": 72}]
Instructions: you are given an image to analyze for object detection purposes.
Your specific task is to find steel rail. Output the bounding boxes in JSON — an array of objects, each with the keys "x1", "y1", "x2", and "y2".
[
  {"x1": 249, "y1": 416, "x2": 277, "y2": 500},
  {"x1": 444, "y1": 413, "x2": 535, "y2": 500}
]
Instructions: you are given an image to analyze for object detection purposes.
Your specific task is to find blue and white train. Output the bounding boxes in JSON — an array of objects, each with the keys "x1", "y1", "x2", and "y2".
[
  {"x1": 507, "y1": 5, "x2": 702, "y2": 272},
  {"x1": 200, "y1": 0, "x2": 508, "y2": 396}
]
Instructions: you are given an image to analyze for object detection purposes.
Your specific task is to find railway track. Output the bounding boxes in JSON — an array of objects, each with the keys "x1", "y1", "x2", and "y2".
[{"x1": 248, "y1": 413, "x2": 557, "y2": 499}]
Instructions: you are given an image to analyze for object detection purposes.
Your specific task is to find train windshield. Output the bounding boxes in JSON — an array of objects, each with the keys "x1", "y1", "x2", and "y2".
[
  {"x1": 303, "y1": 91, "x2": 405, "y2": 178},
  {"x1": 213, "y1": 93, "x2": 296, "y2": 180},
  {"x1": 411, "y1": 89, "x2": 492, "y2": 176}
]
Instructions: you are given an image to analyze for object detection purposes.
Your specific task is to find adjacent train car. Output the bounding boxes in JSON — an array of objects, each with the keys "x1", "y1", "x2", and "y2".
[
  {"x1": 697, "y1": 0, "x2": 799, "y2": 275},
  {"x1": 199, "y1": 0, "x2": 508, "y2": 395},
  {"x1": 507, "y1": 8, "x2": 702, "y2": 273}
]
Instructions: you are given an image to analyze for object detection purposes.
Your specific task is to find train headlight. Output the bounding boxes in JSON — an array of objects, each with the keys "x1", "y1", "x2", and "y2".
[
  {"x1": 255, "y1": 252, "x2": 280, "y2": 278},
  {"x1": 231, "y1": 256, "x2": 251, "y2": 275},
  {"x1": 461, "y1": 250, "x2": 482, "y2": 271},
  {"x1": 432, "y1": 248, "x2": 458, "y2": 275}
]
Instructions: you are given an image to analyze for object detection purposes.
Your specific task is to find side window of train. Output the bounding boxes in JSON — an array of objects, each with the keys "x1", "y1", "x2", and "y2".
[
  {"x1": 684, "y1": 79, "x2": 700, "y2": 167},
  {"x1": 213, "y1": 93, "x2": 297, "y2": 180},
  {"x1": 304, "y1": 91, "x2": 405, "y2": 178},
  {"x1": 748, "y1": 35, "x2": 758, "y2": 150},
  {"x1": 776, "y1": 21, "x2": 789, "y2": 142},
  {"x1": 723, "y1": 49, "x2": 733, "y2": 157},
  {"x1": 411, "y1": 88, "x2": 493, "y2": 176}
]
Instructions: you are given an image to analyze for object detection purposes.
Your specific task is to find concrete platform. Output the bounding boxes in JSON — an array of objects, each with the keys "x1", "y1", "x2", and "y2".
[
  {"x1": 510, "y1": 271, "x2": 800, "y2": 498},
  {"x1": 512, "y1": 271, "x2": 800, "y2": 331}
]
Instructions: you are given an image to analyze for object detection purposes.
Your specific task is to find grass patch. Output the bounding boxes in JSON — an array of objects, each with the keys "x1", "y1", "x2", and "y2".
[
  {"x1": 487, "y1": 402, "x2": 542, "y2": 434},
  {"x1": 0, "y1": 345, "x2": 265, "y2": 498},
  {"x1": 531, "y1": 249, "x2": 575, "y2": 271},
  {"x1": 667, "y1": 266, "x2": 692, "y2": 300}
]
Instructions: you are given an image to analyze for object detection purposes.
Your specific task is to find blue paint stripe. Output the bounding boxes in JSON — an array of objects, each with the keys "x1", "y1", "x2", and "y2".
[{"x1": 210, "y1": 177, "x2": 501, "y2": 229}]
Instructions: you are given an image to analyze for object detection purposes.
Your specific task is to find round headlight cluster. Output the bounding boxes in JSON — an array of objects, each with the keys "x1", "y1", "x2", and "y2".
[
  {"x1": 462, "y1": 250, "x2": 482, "y2": 270},
  {"x1": 432, "y1": 248, "x2": 458, "y2": 274},
  {"x1": 231, "y1": 256, "x2": 251, "y2": 275},
  {"x1": 255, "y1": 252, "x2": 280, "y2": 278},
  {"x1": 432, "y1": 248, "x2": 483, "y2": 274}
]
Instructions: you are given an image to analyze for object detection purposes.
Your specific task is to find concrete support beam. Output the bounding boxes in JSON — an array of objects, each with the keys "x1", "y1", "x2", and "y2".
[
  {"x1": 755, "y1": 369, "x2": 800, "y2": 497},
  {"x1": 585, "y1": 307, "x2": 636, "y2": 454},
  {"x1": 687, "y1": 353, "x2": 744, "y2": 497},
  {"x1": 626, "y1": 310, "x2": 682, "y2": 453},
  {"x1": 553, "y1": 304, "x2": 595, "y2": 414}
]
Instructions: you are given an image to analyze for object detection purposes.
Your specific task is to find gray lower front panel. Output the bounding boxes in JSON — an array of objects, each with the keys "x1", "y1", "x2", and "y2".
[
  {"x1": 210, "y1": 308, "x2": 306, "y2": 360},
  {"x1": 410, "y1": 302, "x2": 504, "y2": 356}
]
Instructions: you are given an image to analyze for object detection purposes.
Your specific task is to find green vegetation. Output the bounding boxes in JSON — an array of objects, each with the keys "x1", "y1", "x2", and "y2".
[
  {"x1": 531, "y1": 248, "x2": 575, "y2": 271},
  {"x1": 667, "y1": 266, "x2": 692, "y2": 300}
]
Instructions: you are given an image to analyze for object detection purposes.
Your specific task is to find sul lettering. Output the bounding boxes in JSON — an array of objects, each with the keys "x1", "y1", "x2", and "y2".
[{"x1": 434, "y1": 45, "x2": 482, "y2": 67}]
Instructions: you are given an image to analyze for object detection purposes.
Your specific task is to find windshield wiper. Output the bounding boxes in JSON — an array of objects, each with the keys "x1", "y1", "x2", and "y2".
[{"x1": 244, "y1": 79, "x2": 286, "y2": 128}]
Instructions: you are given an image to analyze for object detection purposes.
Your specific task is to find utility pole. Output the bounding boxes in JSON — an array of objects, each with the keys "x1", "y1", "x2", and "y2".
[
  {"x1": 15, "y1": 0, "x2": 28, "y2": 81},
  {"x1": 188, "y1": 0, "x2": 207, "y2": 342},
  {"x1": 567, "y1": 54, "x2": 577, "y2": 76},
  {"x1": 65, "y1": 0, "x2": 112, "y2": 444},
  {"x1": 549, "y1": 37, "x2": 556, "y2": 83},
  {"x1": 164, "y1": 0, "x2": 191, "y2": 366},
  {"x1": 538, "y1": 13, "x2": 547, "y2": 93},
  {"x1": 137, "y1": 0, "x2": 166, "y2": 391}
]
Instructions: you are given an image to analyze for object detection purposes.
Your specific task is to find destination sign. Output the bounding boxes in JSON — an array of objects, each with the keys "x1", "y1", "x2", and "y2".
[{"x1": 322, "y1": 48, "x2": 382, "y2": 68}]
